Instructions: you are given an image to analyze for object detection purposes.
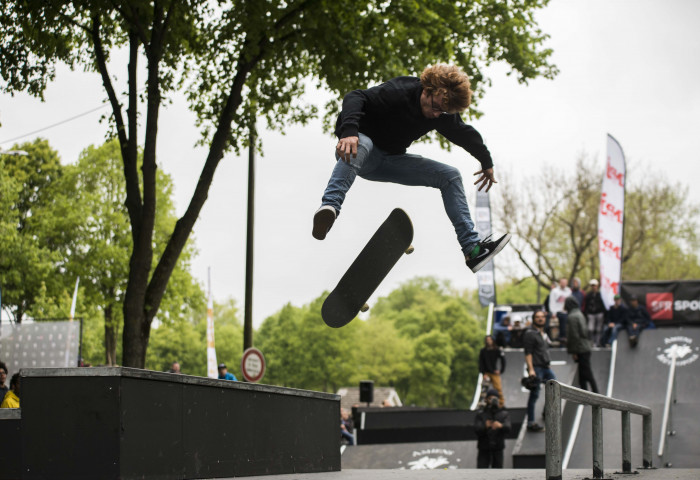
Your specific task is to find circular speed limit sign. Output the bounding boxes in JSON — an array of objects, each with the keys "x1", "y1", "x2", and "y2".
[{"x1": 241, "y1": 347, "x2": 266, "y2": 383}]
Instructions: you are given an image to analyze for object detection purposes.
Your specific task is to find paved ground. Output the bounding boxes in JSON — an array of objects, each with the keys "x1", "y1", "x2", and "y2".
[{"x1": 229, "y1": 468, "x2": 700, "y2": 480}]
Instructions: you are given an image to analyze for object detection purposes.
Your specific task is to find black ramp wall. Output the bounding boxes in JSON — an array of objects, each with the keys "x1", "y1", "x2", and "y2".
[{"x1": 20, "y1": 367, "x2": 340, "y2": 480}]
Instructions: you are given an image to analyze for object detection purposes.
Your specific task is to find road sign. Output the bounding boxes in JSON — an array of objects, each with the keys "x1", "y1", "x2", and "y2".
[{"x1": 241, "y1": 347, "x2": 266, "y2": 383}]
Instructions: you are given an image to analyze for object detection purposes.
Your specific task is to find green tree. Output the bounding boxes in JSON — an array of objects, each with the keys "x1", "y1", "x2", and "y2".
[
  {"x1": 409, "y1": 330, "x2": 454, "y2": 407},
  {"x1": 496, "y1": 155, "x2": 700, "y2": 288},
  {"x1": 0, "y1": 140, "x2": 70, "y2": 322},
  {"x1": 12, "y1": 139, "x2": 205, "y2": 366},
  {"x1": 256, "y1": 294, "x2": 361, "y2": 392},
  {"x1": 1, "y1": 0, "x2": 557, "y2": 367},
  {"x1": 370, "y1": 277, "x2": 484, "y2": 408},
  {"x1": 351, "y1": 319, "x2": 412, "y2": 389}
]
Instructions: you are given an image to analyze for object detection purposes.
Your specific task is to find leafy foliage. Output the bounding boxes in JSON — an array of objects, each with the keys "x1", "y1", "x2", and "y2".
[
  {"x1": 254, "y1": 277, "x2": 485, "y2": 408},
  {"x1": 496, "y1": 154, "x2": 700, "y2": 286},
  {"x1": 2, "y1": 138, "x2": 204, "y2": 366},
  {"x1": 1, "y1": 0, "x2": 557, "y2": 366}
]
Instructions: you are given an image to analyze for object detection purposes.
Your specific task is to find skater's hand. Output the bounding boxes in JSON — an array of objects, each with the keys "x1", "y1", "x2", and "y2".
[
  {"x1": 336, "y1": 136, "x2": 359, "y2": 162},
  {"x1": 474, "y1": 168, "x2": 496, "y2": 192},
  {"x1": 492, "y1": 421, "x2": 503, "y2": 429}
]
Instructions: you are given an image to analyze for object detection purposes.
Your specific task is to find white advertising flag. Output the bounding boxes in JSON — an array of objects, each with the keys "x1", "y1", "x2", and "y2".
[
  {"x1": 598, "y1": 135, "x2": 626, "y2": 308},
  {"x1": 206, "y1": 270, "x2": 218, "y2": 378},
  {"x1": 475, "y1": 190, "x2": 496, "y2": 306}
]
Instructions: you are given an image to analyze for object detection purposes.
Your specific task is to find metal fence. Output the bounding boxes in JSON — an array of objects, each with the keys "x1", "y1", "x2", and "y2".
[{"x1": 545, "y1": 379, "x2": 652, "y2": 480}]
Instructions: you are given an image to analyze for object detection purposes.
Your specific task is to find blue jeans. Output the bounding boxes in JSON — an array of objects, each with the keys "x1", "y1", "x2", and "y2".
[
  {"x1": 603, "y1": 324, "x2": 641, "y2": 345},
  {"x1": 528, "y1": 366, "x2": 557, "y2": 423},
  {"x1": 320, "y1": 133, "x2": 481, "y2": 255}
]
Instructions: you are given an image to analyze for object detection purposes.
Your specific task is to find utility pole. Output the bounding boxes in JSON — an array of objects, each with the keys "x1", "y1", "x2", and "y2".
[{"x1": 243, "y1": 113, "x2": 256, "y2": 351}]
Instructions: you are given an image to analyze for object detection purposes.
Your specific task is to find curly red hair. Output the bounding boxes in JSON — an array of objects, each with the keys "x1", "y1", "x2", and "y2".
[{"x1": 420, "y1": 64, "x2": 473, "y2": 113}]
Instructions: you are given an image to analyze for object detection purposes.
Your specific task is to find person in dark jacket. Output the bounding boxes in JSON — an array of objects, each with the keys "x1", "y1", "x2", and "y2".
[
  {"x1": 565, "y1": 296, "x2": 599, "y2": 393},
  {"x1": 584, "y1": 279, "x2": 607, "y2": 346},
  {"x1": 571, "y1": 277, "x2": 584, "y2": 307},
  {"x1": 600, "y1": 294, "x2": 628, "y2": 346},
  {"x1": 523, "y1": 310, "x2": 556, "y2": 432},
  {"x1": 312, "y1": 64, "x2": 510, "y2": 273},
  {"x1": 474, "y1": 388, "x2": 511, "y2": 468},
  {"x1": 624, "y1": 296, "x2": 652, "y2": 347},
  {"x1": 479, "y1": 335, "x2": 507, "y2": 407}
]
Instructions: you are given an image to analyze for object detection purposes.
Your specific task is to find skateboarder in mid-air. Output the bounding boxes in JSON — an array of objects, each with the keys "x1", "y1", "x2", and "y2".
[{"x1": 312, "y1": 64, "x2": 510, "y2": 273}]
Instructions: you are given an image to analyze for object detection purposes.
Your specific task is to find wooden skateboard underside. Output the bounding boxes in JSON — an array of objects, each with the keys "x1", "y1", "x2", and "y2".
[{"x1": 322, "y1": 208, "x2": 414, "y2": 328}]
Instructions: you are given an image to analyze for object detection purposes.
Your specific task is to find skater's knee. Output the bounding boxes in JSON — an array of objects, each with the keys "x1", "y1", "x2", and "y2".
[{"x1": 437, "y1": 165, "x2": 462, "y2": 188}]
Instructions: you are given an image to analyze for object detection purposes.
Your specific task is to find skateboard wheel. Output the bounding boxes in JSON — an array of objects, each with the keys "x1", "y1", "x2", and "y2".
[
  {"x1": 405, "y1": 245, "x2": 415, "y2": 254},
  {"x1": 361, "y1": 303, "x2": 370, "y2": 312}
]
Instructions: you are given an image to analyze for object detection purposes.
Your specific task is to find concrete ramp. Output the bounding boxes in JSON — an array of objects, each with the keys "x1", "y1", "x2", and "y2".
[{"x1": 566, "y1": 327, "x2": 700, "y2": 469}]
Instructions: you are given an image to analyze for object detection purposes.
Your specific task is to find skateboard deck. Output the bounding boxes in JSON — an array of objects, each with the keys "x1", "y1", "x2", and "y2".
[{"x1": 322, "y1": 208, "x2": 414, "y2": 328}]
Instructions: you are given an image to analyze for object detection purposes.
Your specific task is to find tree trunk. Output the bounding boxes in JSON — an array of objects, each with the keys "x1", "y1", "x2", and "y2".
[{"x1": 122, "y1": 296, "x2": 151, "y2": 368}]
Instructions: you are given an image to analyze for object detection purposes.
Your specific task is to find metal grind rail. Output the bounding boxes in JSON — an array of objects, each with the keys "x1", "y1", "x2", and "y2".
[{"x1": 545, "y1": 380, "x2": 653, "y2": 480}]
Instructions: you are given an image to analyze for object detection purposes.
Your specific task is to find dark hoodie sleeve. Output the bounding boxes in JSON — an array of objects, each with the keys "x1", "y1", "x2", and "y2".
[{"x1": 436, "y1": 115, "x2": 494, "y2": 170}]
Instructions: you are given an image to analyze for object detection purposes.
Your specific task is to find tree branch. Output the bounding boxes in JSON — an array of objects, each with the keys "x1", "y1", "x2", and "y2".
[
  {"x1": 90, "y1": 14, "x2": 132, "y2": 199},
  {"x1": 114, "y1": 0, "x2": 152, "y2": 54},
  {"x1": 124, "y1": 31, "x2": 142, "y2": 241}
]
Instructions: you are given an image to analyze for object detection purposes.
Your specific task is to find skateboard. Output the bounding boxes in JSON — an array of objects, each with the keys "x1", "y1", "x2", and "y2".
[{"x1": 322, "y1": 208, "x2": 414, "y2": 328}]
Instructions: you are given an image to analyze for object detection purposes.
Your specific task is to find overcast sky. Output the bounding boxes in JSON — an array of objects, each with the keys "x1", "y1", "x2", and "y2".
[{"x1": 1, "y1": 0, "x2": 699, "y2": 328}]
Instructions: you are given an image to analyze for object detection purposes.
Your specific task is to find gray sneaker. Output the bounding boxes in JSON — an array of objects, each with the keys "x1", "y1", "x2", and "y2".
[{"x1": 312, "y1": 205, "x2": 337, "y2": 240}]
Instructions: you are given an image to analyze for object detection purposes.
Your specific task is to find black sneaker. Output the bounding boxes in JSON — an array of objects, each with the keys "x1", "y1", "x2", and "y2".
[
  {"x1": 527, "y1": 422, "x2": 544, "y2": 432},
  {"x1": 312, "y1": 205, "x2": 337, "y2": 240},
  {"x1": 465, "y1": 233, "x2": 512, "y2": 273}
]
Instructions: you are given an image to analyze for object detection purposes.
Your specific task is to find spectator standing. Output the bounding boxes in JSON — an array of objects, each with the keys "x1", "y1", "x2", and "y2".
[
  {"x1": 479, "y1": 335, "x2": 507, "y2": 407},
  {"x1": 600, "y1": 294, "x2": 628, "y2": 346},
  {"x1": 0, "y1": 362, "x2": 8, "y2": 401},
  {"x1": 548, "y1": 278, "x2": 572, "y2": 342},
  {"x1": 509, "y1": 317, "x2": 526, "y2": 348},
  {"x1": 624, "y1": 296, "x2": 652, "y2": 348},
  {"x1": 570, "y1": 278, "x2": 584, "y2": 307},
  {"x1": 584, "y1": 280, "x2": 607, "y2": 346},
  {"x1": 523, "y1": 310, "x2": 556, "y2": 432},
  {"x1": 565, "y1": 296, "x2": 599, "y2": 393},
  {"x1": 1, "y1": 373, "x2": 20, "y2": 408},
  {"x1": 217, "y1": 363, "x2": 238, "y2": 381},
  {"x1": 474, "y1": 388, "x2": 511, "y2": 468}
]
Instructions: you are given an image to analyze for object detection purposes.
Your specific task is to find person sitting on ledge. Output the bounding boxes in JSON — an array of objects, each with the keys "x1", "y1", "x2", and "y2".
[{"x1": 1, "y1": 373, "x2": 20, "y2": 409}]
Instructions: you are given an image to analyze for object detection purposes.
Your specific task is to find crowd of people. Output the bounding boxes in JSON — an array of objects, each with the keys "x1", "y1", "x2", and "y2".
[
  {"x1": 493, "y1": 279, "x2": 653, "y2": 350},
  {"x1": 476, "y1": 282, "x2": 654, "y2": 449}
]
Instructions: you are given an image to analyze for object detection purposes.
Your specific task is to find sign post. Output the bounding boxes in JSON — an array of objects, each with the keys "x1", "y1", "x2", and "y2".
[{"x1": 241, "y1": 347, "x2": 266, "y2": 383}]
